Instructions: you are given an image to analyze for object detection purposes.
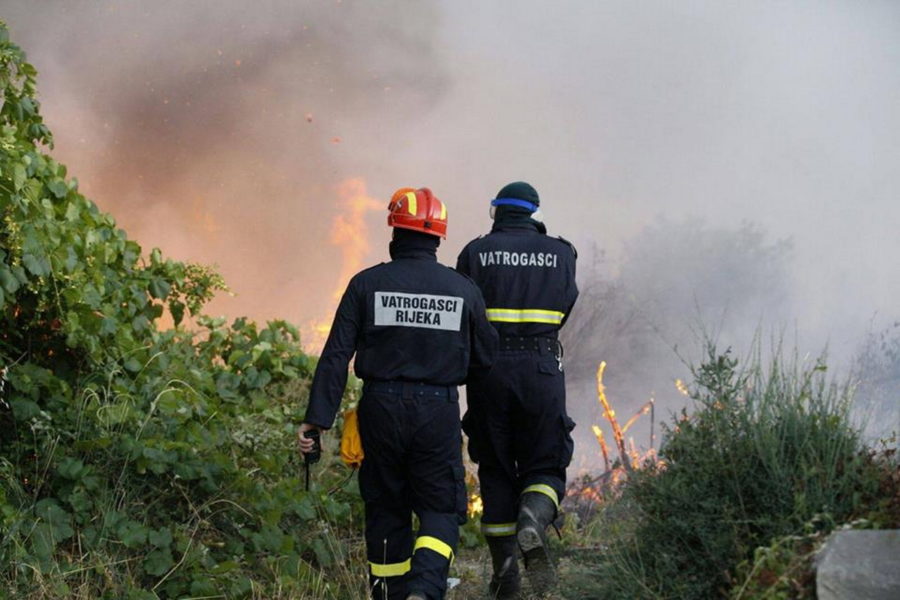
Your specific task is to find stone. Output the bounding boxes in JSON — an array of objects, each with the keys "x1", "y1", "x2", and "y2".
[{"x1": 817, "y1": 530, "x2": 900, "y2": 600}]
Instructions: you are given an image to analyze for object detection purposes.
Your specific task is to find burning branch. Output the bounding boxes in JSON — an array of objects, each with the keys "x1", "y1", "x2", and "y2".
[
  {"x1": 568, "y1": 363, "x2": 664, "y2": 516},
  {"x1": 596, "y1": 361, "x2": 631, "y2": 472},
  {"x1": 591, "y1": 424, "x2": 611, "y2": 472},
  {"x1": 621, "y1": 399, "x2": 654, "y2": 435}
]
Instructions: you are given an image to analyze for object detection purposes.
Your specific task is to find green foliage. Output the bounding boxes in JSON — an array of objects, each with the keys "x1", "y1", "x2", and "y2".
[
  {"x1": 593, "y1": 344, "x2": 893, "y2": 600},
  {"x1": 0, "y1": 22, "x2": 365, "y2": 598},
  {"x1": 726, "y1": 516, "x2": 829, "y2": 600}
]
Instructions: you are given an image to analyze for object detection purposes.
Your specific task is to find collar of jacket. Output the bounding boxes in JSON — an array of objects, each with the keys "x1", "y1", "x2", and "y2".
[
  {"x1": 389, "y1": 239, "x2": 439, "y2": 261},
  {"x1": 389, "y1": 246, "x2": 438, "y2": 261},
  {"x1": 491, "y1": 220, "x2": 545, "y2": 234}
]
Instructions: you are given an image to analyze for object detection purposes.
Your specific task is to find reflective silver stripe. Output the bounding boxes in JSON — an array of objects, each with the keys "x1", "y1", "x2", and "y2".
[
  {"x1": 481, "y1": 522, "x2": 517, "y2": 537},
  {"x1": 486, "y1": 308, "x2": 565, "y2": 324}
]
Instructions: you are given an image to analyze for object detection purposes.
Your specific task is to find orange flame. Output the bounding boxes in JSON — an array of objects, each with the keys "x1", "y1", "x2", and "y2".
[
  {"x1": 621, "y1": 399, "x2": 654, "y2": 435},
  {"x1": 305, "y1": 320, "x2": 334, "y2": 353},
  {"x1": 304, "y1": 178, "x2": 382, "y2": 353},
  {"x1": 329, "y1": 179, "x2": 382, "y2": 301},
  {"x1": 593, "y1": 363, "x2": 662, "y2": 473},
  {"x1": 591, "y1": 424, "x2": 611, "y2": 472},
  {"x1": 596, "y1": 361, "x2": 630, "y2": 471},
  {"x1": 468, "y1": 492, "x2": 483, "y2": 517},
  {"x1": 464, "y1": 466, "x2": 483, "y2": 517},
  {"x1": 574, "y1": 362, "x2": 663, "y2": 505}
]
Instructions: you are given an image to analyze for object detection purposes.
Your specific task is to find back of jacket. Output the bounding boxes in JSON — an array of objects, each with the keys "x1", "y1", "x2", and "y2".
[
  {"x1": 456, "y1": 223, "x2": 578, "y2": 338},
  {"x1": 351, "y1": 257, "x2": 496, "y2": 383},
  {"x1": 305, "y1": 247, "x2": 497, "y2": 428}
]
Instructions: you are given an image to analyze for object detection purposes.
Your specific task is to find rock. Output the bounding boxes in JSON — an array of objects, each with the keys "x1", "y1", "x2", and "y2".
[{"x1": 817, "y1": 530, "x2": 900, "y2": 600}]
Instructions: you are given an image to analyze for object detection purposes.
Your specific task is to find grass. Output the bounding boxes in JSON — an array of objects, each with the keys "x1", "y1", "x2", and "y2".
[{"x1": 556, "y1": 342, "x2": 898, "y2": 600}]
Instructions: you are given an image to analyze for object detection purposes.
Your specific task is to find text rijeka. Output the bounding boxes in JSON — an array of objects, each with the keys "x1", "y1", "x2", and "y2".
[{"x1": 374, "y1": 292, "x2": 464, "y2": 331}]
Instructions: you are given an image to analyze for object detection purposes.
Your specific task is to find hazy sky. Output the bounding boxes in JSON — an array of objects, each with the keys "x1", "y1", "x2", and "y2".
[{"x1": 2, "y1": 0, "x2": 898, "y2": 370}]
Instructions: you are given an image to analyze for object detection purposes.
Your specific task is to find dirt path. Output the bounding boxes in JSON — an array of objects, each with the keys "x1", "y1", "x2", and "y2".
[{"x1": 448, "y1": 545, "x2": 605, "y2": 599}]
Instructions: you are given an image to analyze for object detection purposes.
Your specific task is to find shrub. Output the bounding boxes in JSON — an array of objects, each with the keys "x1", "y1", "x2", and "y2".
[
  {"x1": 598, "y1": 344, "x2": 890, "y2": 600},
  {"x1": 0, "y1": 22, "x2": 365, "y2": 598}
]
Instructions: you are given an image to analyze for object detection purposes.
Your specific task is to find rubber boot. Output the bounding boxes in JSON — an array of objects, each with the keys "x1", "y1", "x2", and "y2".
[
  {"x1": 486, "y1": 535, "x2": 521, "y2": 599},
  {"x1": 516, "y1": 492, "x2": 558, "y2": 595}
]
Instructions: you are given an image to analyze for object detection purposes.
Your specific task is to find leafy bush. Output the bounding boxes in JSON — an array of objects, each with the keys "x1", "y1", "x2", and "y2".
[
  {"x1": 0, "y1": 22, "x2": 364, "y2": 599},
  {"x1": 595, "y1": 344, "x2": 893, "y2": 600}
]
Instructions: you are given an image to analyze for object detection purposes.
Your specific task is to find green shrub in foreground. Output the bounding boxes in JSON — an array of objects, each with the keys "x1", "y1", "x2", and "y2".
[
  {"x1": 0, "y1": 22, "x2": 366, "y2": 599},
  {"x1": 599, "y1": 346, "x2": 890, "y2": 600}
]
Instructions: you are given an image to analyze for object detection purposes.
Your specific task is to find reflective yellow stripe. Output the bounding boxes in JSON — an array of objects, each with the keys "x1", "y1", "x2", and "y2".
[
  {"x1": 414, "y1": 536, "x2": 454, "y2": 562},
  {"x1": 369, "y1": 559, "x2": 411, "y2": 577},
  {"x1": 438, "y1": 199, "x2": 447, "y2": 220},
  {"x1": 522, "y1": 484, "x2": 559, "y2": 509},
  {"x1": 486, "y1": 308, "x2": 565, "y2": 324},
  {"x1": 481, "y1": 522, "x2": 517, "y2": 537},
  {"x1": 405, "y1": 191, "x2": 417, "y2": 215}
]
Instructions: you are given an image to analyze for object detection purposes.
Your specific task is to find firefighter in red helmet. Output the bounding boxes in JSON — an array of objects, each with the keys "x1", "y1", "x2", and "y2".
[{"x1": 299, "y1": 187, "x2": 497, "y2": 600}]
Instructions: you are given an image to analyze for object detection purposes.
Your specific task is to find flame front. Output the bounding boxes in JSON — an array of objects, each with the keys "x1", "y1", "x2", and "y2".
[
  {"x1": 329, "y1": 179, "x2": 382, "y2": 302},
  {"x1": 304, "y1": 178, "x2": 382, "y2": 353}
]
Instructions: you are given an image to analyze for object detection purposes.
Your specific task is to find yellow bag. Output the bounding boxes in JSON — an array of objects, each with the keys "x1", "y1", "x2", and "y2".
[{"x1": 340, "y1": 408, "x2": 364, "y2": 468}]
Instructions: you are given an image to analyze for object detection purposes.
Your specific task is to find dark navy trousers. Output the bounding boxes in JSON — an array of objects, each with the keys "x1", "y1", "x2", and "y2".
[
  {"x1": 358, "y1": 381, "x2": 466, "y2": 600},
  {"x1": 463, "y1": 347, "x2": 575, "y2": 539}
]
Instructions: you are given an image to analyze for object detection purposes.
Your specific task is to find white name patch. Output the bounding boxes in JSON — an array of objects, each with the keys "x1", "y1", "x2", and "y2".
[{"x1": 374, "y1": 291, "x2": 464, "y2": 331}]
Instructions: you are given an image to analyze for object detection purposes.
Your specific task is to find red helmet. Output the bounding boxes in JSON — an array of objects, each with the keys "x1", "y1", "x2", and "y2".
[{"x1": 387, "y1": 187, "x2": 448, "y2": 238}]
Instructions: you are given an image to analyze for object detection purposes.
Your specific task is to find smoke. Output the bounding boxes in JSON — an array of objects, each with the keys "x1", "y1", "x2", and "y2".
[
  {"x1": 2, "y1": 1, "x2": 897, "y2": 452},
  {"x1": 0, "y1": 0, "x2": 448, "y2": 333},
  {"x1": 851, "y1": 322, "x2": 900, "y2": 443},
  {"x1": 561, "y1": 219, "x2": 796, "y2": 455}
]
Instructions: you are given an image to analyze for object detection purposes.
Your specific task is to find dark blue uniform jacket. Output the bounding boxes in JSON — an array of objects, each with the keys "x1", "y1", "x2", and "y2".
[
  {"x1": 305, "y1": 245, "x2": 498, "y2": 429},
  {"x1": 456, "y1": 222, "x2": 578, "y2": 339}
]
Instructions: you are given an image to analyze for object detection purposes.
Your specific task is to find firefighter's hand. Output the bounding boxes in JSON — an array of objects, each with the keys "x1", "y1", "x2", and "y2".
[{"x1": 297, "y1": 423, "x2": 321, "y2": 455}]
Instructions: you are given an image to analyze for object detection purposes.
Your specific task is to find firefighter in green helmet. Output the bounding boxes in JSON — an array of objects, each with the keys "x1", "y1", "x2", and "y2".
[{"x1": 457, "y1": 181, "x2": 579, "y2": 597}]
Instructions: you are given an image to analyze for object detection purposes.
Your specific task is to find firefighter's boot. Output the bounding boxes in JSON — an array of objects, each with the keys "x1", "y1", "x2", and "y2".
[
  {"x1": 516, "y1": 492, "x2": 557, "y2": 595},
  {"x1": 487, "y1": 535, "x2": 521, "y2": 599}
]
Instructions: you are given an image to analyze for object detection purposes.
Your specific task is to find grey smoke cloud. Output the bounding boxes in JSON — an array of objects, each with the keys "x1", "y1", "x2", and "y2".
[
  {"x1": 1, "y1": 0, "x2": 448, "y2": 328},
  {"x1": 2, "y1": 1, "x2": 897, "y2": 448}
]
